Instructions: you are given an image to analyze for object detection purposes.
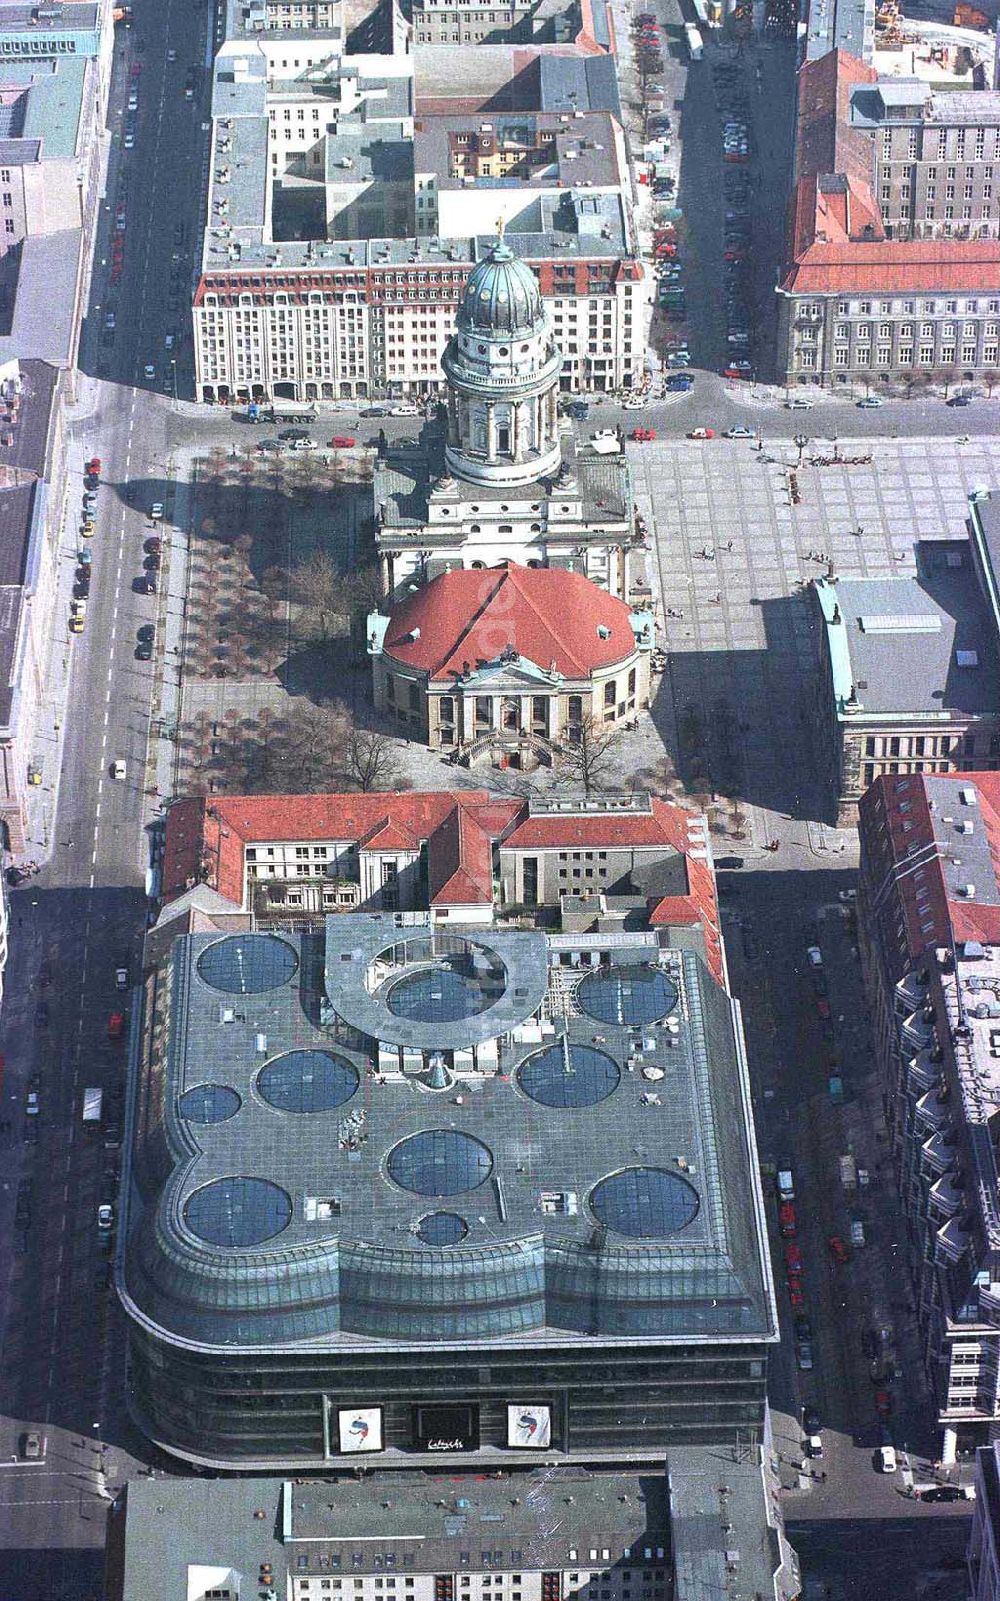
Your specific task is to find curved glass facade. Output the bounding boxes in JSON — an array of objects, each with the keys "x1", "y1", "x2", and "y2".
[
  {"x1": 518, "y1": 1043, "x2": 620, "y2": 1109},
  {"x1": 387, "y1": 1130, "x2": 494, "y2": 1197},
  {"x1": 577, "y1": 965, "x2": 679, "y2": 1026}
]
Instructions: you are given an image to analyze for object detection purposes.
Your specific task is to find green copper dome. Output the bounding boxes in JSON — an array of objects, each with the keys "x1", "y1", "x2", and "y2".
[{"x1": 459, "y1": 239, "x2": 544, "y2": 336}]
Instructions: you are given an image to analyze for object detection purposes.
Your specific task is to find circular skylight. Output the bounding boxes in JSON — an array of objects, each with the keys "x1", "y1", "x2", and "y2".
[
  {"x1": 518, "y1": 1042, "x2": 620, "y2": 1109},
  {"x1": 416, "y1": 1211, "x2": 469, "y2": 1246},
  {"x1": 257, "y1": 1050, "x2": 359, "y2": 1114},
  {"x1": 196, "y1": 934, "x2": 298, "y2": 994},
  {"x1": 387, "y1": 966, "x2": 496, "y2": 1022},
  {"x1": 178, "y1": 1084, "x2": 242, "y2": 1124},
  {"x1": 590, "y1": 1167, "x2": 699, "y2": 1238},
  {"x1": 387, "y1": 1130, "x2": 493, "y2": 1197},
  {"x1": 577, "y1": 964, "x2": 679, "y2": 1027},
  {"x1": 184, "y1": 1176, "x2": 293, "y2": 1247}
]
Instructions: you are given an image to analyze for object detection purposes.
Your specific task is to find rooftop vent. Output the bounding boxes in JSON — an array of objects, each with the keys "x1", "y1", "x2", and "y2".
[
  {"x1": 956, "y1": 650, "x2": 979, "y2": 668},
  {"x1": 960, "y1": 787, "x2": 978, "y2": 806},
  {"x1": 960, "y1": 883, "x2": 977, "y2": 898}
]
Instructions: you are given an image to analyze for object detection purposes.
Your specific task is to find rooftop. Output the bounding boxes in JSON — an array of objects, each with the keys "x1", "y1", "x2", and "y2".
[
  {"x1": 0, "y1": 229, "x2": 82, "y2": 367},
  {"x1": 815, "y1": 540, "x2": 1000, "y2": 719},
  {"x1": 108, "y1": 1470, "x2": 673, "y2": 1601},
  {"x1": 374, "y1": 442, "x2": 630, "y2": 529},
  {"x1": 378, "y1": 564, "x2": 645, "y2": 681},
  {"x1": 414, "y1": 110, "x2": 624, "y2": 192},
  {"x1": 121, "y1": 915, "x2": 775, "y2": 1352}
]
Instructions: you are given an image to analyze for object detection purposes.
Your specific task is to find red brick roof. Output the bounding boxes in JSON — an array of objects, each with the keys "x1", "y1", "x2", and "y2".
[
  {"x1": 781, "y1": 48, "x2": 1000, "y2": 297},
  {"x1": 160, "y1": 791, "x2": 721, "y2": 973},
  {"x1": 381, "y1": 565, "x2": 639, "y2": 681}
]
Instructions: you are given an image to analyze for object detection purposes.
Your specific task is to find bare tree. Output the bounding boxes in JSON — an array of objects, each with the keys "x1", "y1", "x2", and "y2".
[
  {"x1": 284, "y1": 700, "x2": 350, "y2": 790},
  {"x1": 288, "y1": 550, "x2": 343, "y2": 643},
  {"x1": 343, "y1": 727, "x2": 401, "y2": 792},
  {"x1": 559, "y1": 713, "x2": 626, "y2": 796}
]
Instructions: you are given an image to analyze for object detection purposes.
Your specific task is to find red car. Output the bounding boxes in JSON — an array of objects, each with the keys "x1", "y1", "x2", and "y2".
[
  {"x1": 654, "y1": 243, "x2": 677, "y2": 259},
  {"x1": 816, "y1": 997, "x2": 832, "y2": 1019},
  {"x1": 786, "y1": 1274, "x2": 804, "y2": 1307},
  {"x1": 108, "y1": 1011, "x2": 126, "y2": 1040},
  {"x1": 630, "y1": 427, "x2": 656, "y2": 442},
  {"x1": 783, "y1": 1242, "x2": 802, "y2": 1274},
  {"x1": 779, "y1": 1202, "x2": 797, "y2": 1239},
  {"x1": 130, "y1": 61, "x2": 142, "y2": 78},
  {"x1": 828, "y1": 1235, "x2": 849, "y2": 1264},
  {"x1": 875, "y1": 1388, "x2": 892, "y2": 1417},
  {"x1": 85, "y1": 457, "x2": 102, "y2": 477},
  {"x1": 328, "y1": 435, "x2": 356, "y2": 449},
  {"x1": 724, "y1": 365, "x2": 752, "y2": 380},
  {"x1": 687, "y1": 427, "x2": 715, "y2": 440}
]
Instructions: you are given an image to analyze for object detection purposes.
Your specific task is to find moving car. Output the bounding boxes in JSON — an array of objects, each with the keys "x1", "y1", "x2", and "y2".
[
  {"x1": 828, "y1": 1235, "x2": 849, "y2": 1264},
  {"x1": 111, "y1": 759, "x2": 126, "y2": 779},
  {"x1": 806, "y1": 945, "x2": 823, "y2": 968},
  {"x1": 116, "y1": 966, "x2": 129, "y2": 990},
  {"x1": 97, "y1": 1202, "x2": 114, "y2": 1232},
  {"x1": 724, "y1": 425, "x2": 754, "y2": 438},
  {"x1": 630, "y1": 427, "x2": 656, "y2": 442},
  {"x1": 143, "y1": 363, "x2": 156, "y2": 380},
  {"x1": 687, "y1": 427, "x2": 714, "y2": 439},
  {"x1": 948, "y1": 392, "x2": 973, "y2": 407},
  {"x1": 875, "y1": 1388, "x2": 892, "y2": 1416},
  {"x1": 665, "y1": 374, "x2": 694, "y2": 392},
  {"x1": 857, "y1": 395, "x2": 884, "y2": 408},
  {"x1": 108, "y1": 1009, "x2": 126, "y2": 1038},
  {"x1": 785, "y1": 397, "x2": 815, "y2": 409},
  {"x1": 150, "y1": 501, "x2": 164, "y2": 520}
]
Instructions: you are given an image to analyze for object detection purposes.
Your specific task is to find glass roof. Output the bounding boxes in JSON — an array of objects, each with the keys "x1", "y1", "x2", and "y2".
[
  {"x1": 387, "y1": 1130, "x2": 493, "y2": 1197},
  {"x1": 257, "y1": 1050, "x2": 359, "y2": 1114},
  {"x1": 590, "y1": 1166, "x2": 699, "y2": 1238},
  {"x1": 196, "y1": 934, "x2": 298, "y2": 995},
  {"x1": 387, "y1": 966, "x2": 495, "y2": 1023},
  {"x1": 178, "y1": 1084, "x2": 242, "y2": 1124},
  {"x1": 577, "y1": 964, "x2": 679, "y2": 1026},
  {"x1": 518, "y1": 1042, "x2": 620, "y2": 1109},
  {"x1": 416, "y1": 1211, "x2": 469, "y2": 1246},
  {"x1": 184, "y1": 1177, "x2": 293, "y2": 1247}
]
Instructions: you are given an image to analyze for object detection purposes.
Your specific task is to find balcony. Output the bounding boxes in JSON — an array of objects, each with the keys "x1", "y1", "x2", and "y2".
[{"x1": 914, "y1": 1089, "x2": 949, "y2": 1132}]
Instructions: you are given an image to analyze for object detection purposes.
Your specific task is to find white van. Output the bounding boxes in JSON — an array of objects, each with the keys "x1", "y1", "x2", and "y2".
[{"x1": 877, "y1": 1445, "x2": 897, "y2": 1473}]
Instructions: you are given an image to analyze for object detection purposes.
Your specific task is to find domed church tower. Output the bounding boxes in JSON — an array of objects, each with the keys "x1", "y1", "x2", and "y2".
[{"x1": 441, "y1": 226, "x2": 563, "y2": 486}]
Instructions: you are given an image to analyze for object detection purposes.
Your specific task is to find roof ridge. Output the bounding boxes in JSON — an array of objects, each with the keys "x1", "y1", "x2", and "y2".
[
  {"x1": 505, "y1": 564, "x2": 590, "y2": 675},
  {"x1": 434, "y1": 568, "x2": 509, "y2": 676}
]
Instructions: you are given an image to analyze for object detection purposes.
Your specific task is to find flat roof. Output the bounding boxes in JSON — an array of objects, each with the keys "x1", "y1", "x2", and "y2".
[
  {"x1": 110, "y1": 1470, "x2": 673, "y2": 1601},
  {"x1": 122, "y1": 916, "x2": 776, "y2": 1354},
  {"x1": 816, "y1": 542, "x2": 1000, "y2": 719},
  {"x1": 414, "y1": 110, "x2": 624, "y2": 192},
  {"x1": 0, "y1": 229, "x2": 81, "y2": 367},
  {"x1": 374, "y1": 443, "x2": 630, "y2": 529},
  {"x1": 20, "y1": 53, "x2": 87, "y2": 157}
]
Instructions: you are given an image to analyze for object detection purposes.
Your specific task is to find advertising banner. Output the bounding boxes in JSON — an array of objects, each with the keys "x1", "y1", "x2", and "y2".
[
  {"x1": 507, "y1": 1405, "x2": 551, "y2": 1448},
  {"x1": 338, "y1": 1406, "x2": 383, "y2": 1453}
]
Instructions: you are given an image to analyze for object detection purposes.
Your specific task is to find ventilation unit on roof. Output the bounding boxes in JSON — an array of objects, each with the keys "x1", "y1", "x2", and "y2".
[
  {"x1": 956, "y1": 650, "x2": 979, "y2": 668},
  {"x1": 958, "y1": 821, "x2": 974, "y2": 835},
  {"x1": 960, "y1": 787, "x2": 978, "y2": 805},
  {"x1": 960, "y1": 884, "x2": 977, "y2": 898}
]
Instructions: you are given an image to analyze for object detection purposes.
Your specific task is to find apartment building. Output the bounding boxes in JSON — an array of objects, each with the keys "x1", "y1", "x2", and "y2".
[
  {"x1": 853, "y1": 78, "x2": 1000, "y2": 241},
  {"x1": 811, "y1": 535, "x2": 1000, "y2": 823},
  {"x1": 858, "y1": 772, "x2": 1000, "y2": 1462},
  {"x1": 969, "y1": 1444, "x2": 1000, "y2": 1601},
  {"x1": 104, "y1": 1466, "x2": 798, "y2": 1601},
  {"x1": 776, "y1": 50, "x2": 1000, "y2": 386}
]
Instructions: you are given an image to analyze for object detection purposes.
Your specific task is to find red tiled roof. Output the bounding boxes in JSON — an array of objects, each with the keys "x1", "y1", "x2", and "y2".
[
  {"x1": 781, "y1": 48, "x2": 1000, "y2": 297},
  {"x1": 381, "y1": 565, "x2": 639, "y2": 682},
  {"x1": 782, "y1": 235, "x2": 1000, "y2": 295},
  {"x1": 159, "y1": 790, "x2": 722, "y2": 972}
]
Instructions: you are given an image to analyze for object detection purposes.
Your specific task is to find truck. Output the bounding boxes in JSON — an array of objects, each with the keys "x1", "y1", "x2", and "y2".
[
  {"x1": 242, "y1": 400, "x2": 318, "y2": 425},
  {"x1": 83, "y1": 1087, "x2": 103, "y2": 1126},
  {"x1": 684, "y1": 21, "x2": 703, "y2": 59}
]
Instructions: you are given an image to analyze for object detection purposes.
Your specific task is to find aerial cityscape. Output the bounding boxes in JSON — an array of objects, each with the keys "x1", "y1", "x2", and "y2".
[{"x1": 0, "y1": 0, "x2": 998, "y2": 1596}]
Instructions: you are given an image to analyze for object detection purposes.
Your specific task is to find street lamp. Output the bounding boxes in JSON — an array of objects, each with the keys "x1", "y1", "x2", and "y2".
[{"x1": 794, "y1": 432, "x2": 809, "y2": 467}]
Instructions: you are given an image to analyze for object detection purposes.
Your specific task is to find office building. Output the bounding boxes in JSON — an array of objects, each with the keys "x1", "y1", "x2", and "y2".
[
  {"x1": 367, "y1": 564, "x2": 652, "y2": 763},
  {"x1": 811, "y1": 535, "x2": 1000, "y2": 823},
  {"x1": 858, "y1": 772, "x2": 1000, "y2": 1461},
  {"x1": 121, "y1": 853, "x2": 774, "y2": 1466},
  {"x1": 776, "y1": 50, "x2": 1000, "y2": 386},
  {"x1": 103, "y1": 1460, "x2": 799, "y2": 1601},
  {"x1": 193, "y1": 4, "x2": 642, "y2": 402}
]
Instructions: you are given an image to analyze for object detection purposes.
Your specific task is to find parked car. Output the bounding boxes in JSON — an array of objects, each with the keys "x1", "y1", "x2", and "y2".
[
  {"x1": 20, "y1": 1431, "x2": 45, "y2": 1461},
  {"x1": 877, "y1": 1445, "x2": 897, "y2": 1473},
  {"x1": 665, "y1": 374, "x2": 694, "y2": 392},
  {"x1": 97, "y1": 1203, "x2": 114, "y2": 1233},
  {"x1": 856, "y1": 395, "x2": 884, "y2": 408},
  {"x1": 785, "y1": 397, "x2": 815, "y2": 409},
  {"x1": 875, "y1": 1388, "x2": 892, "y2": 1416},
  {"x1": 630, "y1": 427, "x2": 656, "y2": 442},
  {"x1": 687, "y1": 427, "x2": 715, "y2": 440},
  {"x1": 786, "y1": 1273, "x2": 804, "y2": 1306},
  {"x1": 783, "y1": 1242, "x2": 803, "y2": 1273},
  {"x1": 828, "y1": 1235, "x2": 850, "y2": 1264},
  {"x1": 724, "y1": 425, "x2": 754, "y2": 438},
  {"x1": 806, "y1": 945, "x2": 823, "y2": 968},
  {"x1": 108, "y1": 1010, "x2": 126, "y2": 1038},
  {"x1": 796, "y1": 1340, "x2": 814, "y2": 1371},
  {"x1": 328, "y1": 435, "x2": 357, "y2": 449},
  {"x1": 794, "y1": 1313, "x2": 812, "y2": 1340},
  {"x1": 779, "y1": 1202, "x2": 797, "y2": 1239}
]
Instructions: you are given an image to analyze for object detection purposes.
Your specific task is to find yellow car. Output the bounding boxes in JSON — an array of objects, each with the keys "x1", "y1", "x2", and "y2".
[
  {"x1": 81, "y1": 521, "x2": 95, "y2": 538},
  {"x1": 69, "y1": 615, "x2": 84, "y2": 633}
]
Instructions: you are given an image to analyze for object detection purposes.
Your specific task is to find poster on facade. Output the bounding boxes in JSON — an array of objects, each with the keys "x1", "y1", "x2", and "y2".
[
  {"x1": 507, "y1": 1405, "x2": 551, "y2": 1448},
  {"x1": 338, "y1": 1406, "x2": 383, "y2": 1453}
]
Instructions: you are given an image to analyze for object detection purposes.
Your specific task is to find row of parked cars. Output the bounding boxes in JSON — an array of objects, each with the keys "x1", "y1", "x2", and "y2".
[{"x1": 712, "y1": 63, "x2": 754, "y2": 379}]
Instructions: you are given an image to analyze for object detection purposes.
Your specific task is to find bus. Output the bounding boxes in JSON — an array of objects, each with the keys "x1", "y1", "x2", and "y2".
[{"x1": 684, "y1": 20, "x2": 703, "y2": 58}]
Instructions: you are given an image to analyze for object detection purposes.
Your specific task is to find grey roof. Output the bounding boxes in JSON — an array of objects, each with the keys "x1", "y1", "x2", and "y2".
[
  {"x1": 825, "y1": 542, "x2": 1000, "y2": 719},
  {"x1": 539, "y1": 54, "x2": 622, "y2": 119},
  {"x1": 0, "y1": 358, "x2": 56, "y2": 478},
  {"x1": 374, "y1": 441, "x2": 630, "y2": 528},
  {"x1": 121, "y1": 917, "x2": 776, "y2": 1352},
  {"x1": 110, "y1": 1470, "x2": 673, "y2": 1601},
  {"x1": 324, "y1": 126, "x2": 413, "y2": 185},
  {"x1": 0, "y1": 581, "x2": 24, "y2": 728},
  {"x1": 0, "y1": 481, "x2": 35, "y2": 585},
  {"x1": 804, "y1": 0, "x2": 872, "y2": 62},
  {"x1": 925, "y1": 775, "x2": 1000, "y2": 912},
  {"x1": 0, "y1": 1, "x2": 100, "y2": 31},
  {"x1": 0, "y1": 230, "x2": 81, "y2": 368},
  {"x1": 667, "y1": 1446, "x2": 794, "y2": 1601}
]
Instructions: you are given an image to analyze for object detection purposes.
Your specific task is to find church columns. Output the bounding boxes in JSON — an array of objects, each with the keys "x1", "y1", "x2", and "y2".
[
  {"x1": 546, "y1": 387, "x2": 558, "y2": 444},
  {"x1": 447, "y1": 392, "x2": 459, "y2": 447},
  {"x1": 486, "y1": 403, "x2": 497, "y2": 461}
]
